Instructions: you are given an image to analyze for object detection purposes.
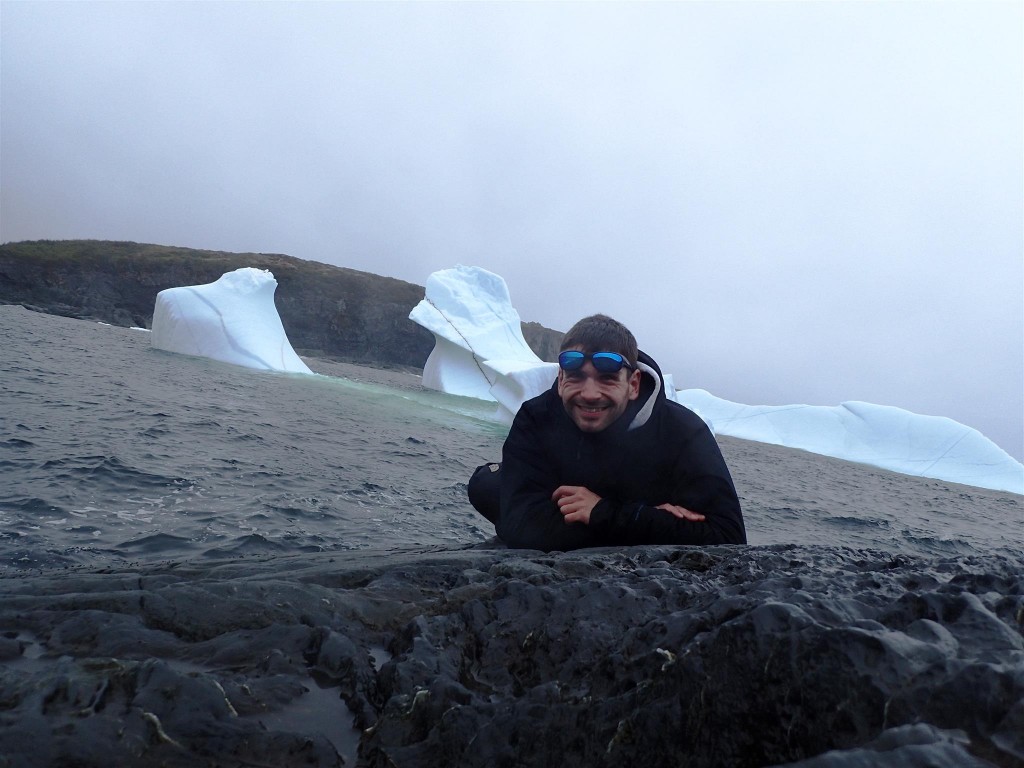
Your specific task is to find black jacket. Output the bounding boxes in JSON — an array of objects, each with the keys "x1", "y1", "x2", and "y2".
[{"x1": 496, "y1": 351, "x2": 745, "y2": 551}]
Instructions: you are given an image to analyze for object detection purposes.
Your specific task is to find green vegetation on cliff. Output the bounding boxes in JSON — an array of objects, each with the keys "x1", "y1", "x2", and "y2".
[{"x1": 0, "y1": 240, "x2": 562, "y2": 370}]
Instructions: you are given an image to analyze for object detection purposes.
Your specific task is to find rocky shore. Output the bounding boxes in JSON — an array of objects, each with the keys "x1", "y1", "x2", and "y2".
[
  {"x1": 0, "y1": 239, "x2": 564, "y2": 368},
  {"x1": 1, "y1": 543, "x2": 1021, "y2": 767}
]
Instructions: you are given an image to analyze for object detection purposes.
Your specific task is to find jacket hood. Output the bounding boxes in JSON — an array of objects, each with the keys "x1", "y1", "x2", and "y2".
[{"x1": 628, "y1": 349, "x2": 667, "y2": 431}]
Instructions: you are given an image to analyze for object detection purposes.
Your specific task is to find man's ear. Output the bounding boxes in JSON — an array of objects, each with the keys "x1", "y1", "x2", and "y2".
[{"x1": 627, "y1": 368, "x2": 641, "y2": 400}]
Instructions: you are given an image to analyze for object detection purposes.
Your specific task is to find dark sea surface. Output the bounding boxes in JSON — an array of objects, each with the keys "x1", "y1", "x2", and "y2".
[
  {"x1": 1, "y1": 304, "x2": 1021, "y2": 570},
  {"x1": 1, "y1": 305, "x2": 505, "y2": 569}
]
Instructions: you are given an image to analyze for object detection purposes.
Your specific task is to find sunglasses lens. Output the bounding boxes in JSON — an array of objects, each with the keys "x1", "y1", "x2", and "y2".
[
  {"x1": 591, "y1": 353, "x2": 625, "y2": 373},
  {"x1": 558, "y1": 351, "x2": 585, "y2": 371},
  {"x1": 559, "y1": 351, "x2": 629, "y2": 373}
]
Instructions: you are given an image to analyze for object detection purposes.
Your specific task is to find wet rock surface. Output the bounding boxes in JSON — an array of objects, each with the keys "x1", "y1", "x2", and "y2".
[{"x1": 1, "y1": 544, "x2": 1021, "y2": 767}]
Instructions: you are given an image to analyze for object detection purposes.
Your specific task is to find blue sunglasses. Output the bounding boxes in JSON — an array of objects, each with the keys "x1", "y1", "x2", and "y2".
[{"x1": 558, "y1": 350, "x2": 635, "y2": 373}]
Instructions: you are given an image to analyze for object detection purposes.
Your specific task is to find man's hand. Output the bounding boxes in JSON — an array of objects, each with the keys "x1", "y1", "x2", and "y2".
[
  {"x1": 553, "y1": 485, "x2": 602, "y2": 525},
  {"x1": 656, "y1": 503, "x2": 705, "y2": 522}
]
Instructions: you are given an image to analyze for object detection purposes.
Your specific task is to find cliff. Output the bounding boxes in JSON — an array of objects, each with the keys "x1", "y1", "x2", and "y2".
[{"x1": 0, "y1": 240, "x2": 563, "y2": 369}]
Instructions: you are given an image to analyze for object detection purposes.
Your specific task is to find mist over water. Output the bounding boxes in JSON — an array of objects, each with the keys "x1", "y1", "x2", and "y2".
[{"x1": 1, "y1": 305, "x2": 1020, "y2": 571}]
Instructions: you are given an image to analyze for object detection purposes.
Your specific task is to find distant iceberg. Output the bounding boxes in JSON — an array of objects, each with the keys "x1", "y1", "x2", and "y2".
[
  {"x1": 409, "y1": 265, "x2": 558, "y2": 418},
  {"x1": 410, "y1": 266, "x2": 1024, "y2": 495},
  {"x1": 677, "y1": 390, "x2": 1024, "y2": 495},
  {"x1": 151, "y1": 268, "x2": 312, "y2": 374}
]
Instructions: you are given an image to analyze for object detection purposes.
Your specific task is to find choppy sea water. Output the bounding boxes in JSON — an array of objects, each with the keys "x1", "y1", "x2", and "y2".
[
  {"x1": 1, "y1": 305, "x2": 505, "y2": 569},
  {"x1": 1, "y1": 304, "x2": 1020, "y2": 570}
]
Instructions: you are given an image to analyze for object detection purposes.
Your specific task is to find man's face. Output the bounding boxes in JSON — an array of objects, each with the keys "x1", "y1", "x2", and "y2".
[{"x1": 557, "y1": 348, "x2": 641, "y2": 433}]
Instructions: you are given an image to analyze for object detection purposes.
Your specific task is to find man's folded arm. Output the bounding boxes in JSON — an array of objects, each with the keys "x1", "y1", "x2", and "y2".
[
  {"x1": 497, "y1": 489, "x2": 600, "y2": 551},
  {"x1": 496, "y1": 428, "x2": 601, "y2": 552},
  {"x1": 588, "y1": 475, "x2": 746, "y2": 545}
]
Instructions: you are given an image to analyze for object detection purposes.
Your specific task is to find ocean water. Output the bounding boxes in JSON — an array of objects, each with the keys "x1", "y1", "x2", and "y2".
[
  {"x1": 0, "y1": 305, "x2": 504, "y2": 569},
  {"x1": 1, "y1": 305, "x2": 1020, "y2": 570}
]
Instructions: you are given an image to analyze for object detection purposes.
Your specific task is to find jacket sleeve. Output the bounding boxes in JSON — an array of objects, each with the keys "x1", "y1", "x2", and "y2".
[
  {"x1": 496, "y1": 407, "x2": 601, "y2": 552},
  {"x1": 588, "y1": 421, "x2": 746, "y2": 546}
]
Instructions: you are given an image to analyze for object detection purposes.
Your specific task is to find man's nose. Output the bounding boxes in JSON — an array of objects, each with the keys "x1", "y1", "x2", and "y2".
[{"x1": 579, "y1": 375, "x2": 602, "y2": 399}]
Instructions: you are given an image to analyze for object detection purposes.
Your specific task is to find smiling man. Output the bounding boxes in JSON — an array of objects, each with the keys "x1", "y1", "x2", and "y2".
[{"x1": 469, "y1": 314, "x2": 746, "y2": 551}]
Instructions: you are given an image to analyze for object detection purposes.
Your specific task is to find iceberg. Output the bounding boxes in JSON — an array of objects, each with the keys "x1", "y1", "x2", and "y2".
[
  {"x1": 410, "y1": 266, "x2": 1024, "y2": 494},
  {"x1": 409, "y1": 266, "x2": 556, "y2": 416},
  {"x1": 151, "y1": 268, "x2": 312, "y2": 374},
  {"x1": 677, "y1": 390, "x2": 1024, "y2": 494}
]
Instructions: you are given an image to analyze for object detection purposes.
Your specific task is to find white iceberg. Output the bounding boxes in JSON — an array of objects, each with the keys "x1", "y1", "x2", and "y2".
[
  {"x1": 409, "y1": 266, "x2": 553, "y2": 414},
  {"x1": 151, "y1": 268, "x2": 312, "y2": 374},
  {"x1": 677, "y1": 389, "x2": 1024, "y2": 494},
  {"x1": 409, "y1": 266, "x2": 1023, "y2": 494}
]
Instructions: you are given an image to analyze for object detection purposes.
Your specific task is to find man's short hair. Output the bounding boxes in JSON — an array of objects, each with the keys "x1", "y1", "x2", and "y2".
[{"x1": 559, "y1": 314, "x2": 638, "y2": 367}]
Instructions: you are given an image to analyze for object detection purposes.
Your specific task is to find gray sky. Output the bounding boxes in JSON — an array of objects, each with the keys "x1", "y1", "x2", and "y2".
[{"x1": 3, "y1": 1, "x2": 1022, "y2": 461}]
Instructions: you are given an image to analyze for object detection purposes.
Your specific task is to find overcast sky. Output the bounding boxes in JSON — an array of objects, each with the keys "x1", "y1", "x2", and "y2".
[{"x1": 2, "y1": 1, "x2": 1022, "y2": 461}]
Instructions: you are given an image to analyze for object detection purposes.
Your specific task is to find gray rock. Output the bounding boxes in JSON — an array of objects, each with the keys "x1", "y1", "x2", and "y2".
[{"x1": 1, "y1": 545, "x2": 1020, "y2": 767}]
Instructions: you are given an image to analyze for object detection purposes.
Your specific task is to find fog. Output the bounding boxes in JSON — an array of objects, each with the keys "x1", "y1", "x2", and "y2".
[{"x1": 2, "y1": 1, "x2": 1021, "y2": 460}]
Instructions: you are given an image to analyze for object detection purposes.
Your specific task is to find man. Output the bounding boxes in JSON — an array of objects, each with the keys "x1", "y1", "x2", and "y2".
[{"x1": 468, "y1": 313, "x2": 746, "y2": 551}]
